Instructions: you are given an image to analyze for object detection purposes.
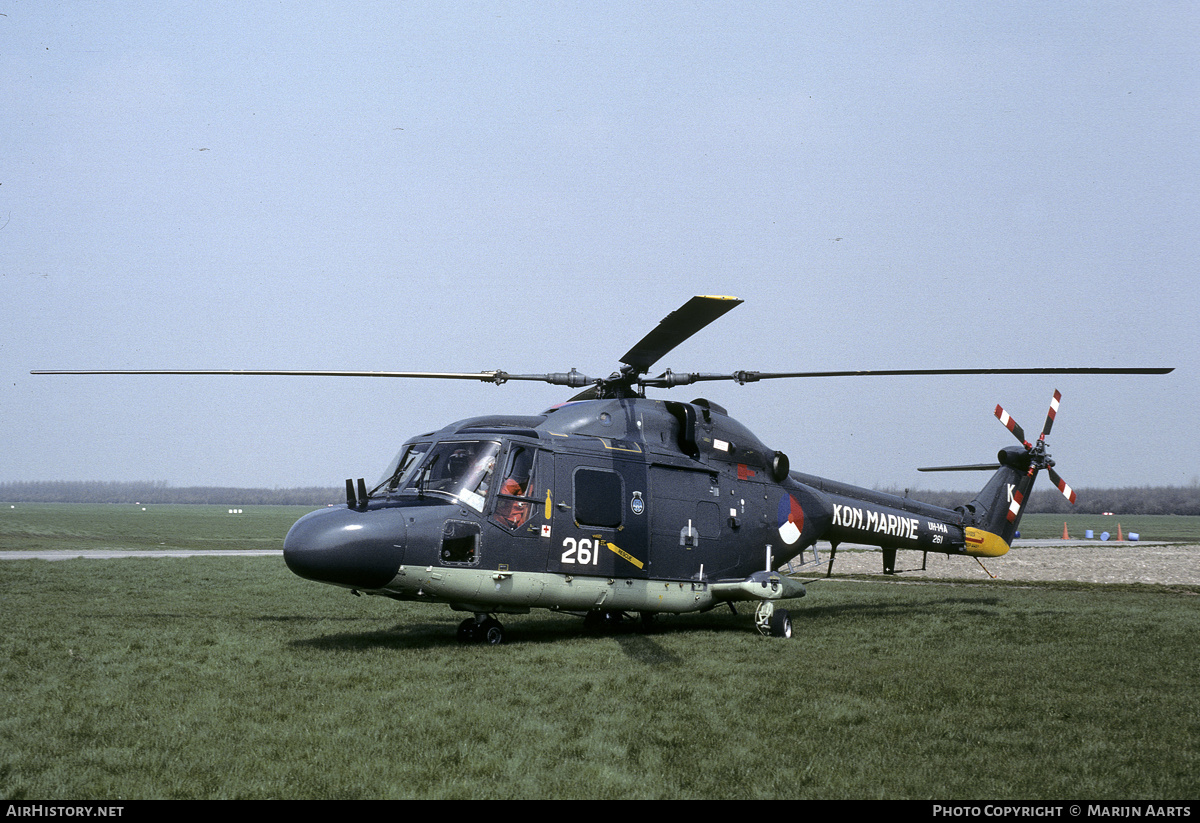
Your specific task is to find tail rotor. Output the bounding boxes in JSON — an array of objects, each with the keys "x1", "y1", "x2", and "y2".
[{"x1": 993, "y1": 389, "x2": 1078, "y2": 522}]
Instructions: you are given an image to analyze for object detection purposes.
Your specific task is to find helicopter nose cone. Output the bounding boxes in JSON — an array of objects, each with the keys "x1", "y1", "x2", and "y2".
[{"x1": 283, "y1": 506, "x2": 406, "y2": 589}]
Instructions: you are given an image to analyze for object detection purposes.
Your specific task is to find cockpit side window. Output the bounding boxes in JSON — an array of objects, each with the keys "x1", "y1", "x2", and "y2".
[{"x1": 492, "y1": 445, "x2": 539, "y2": 530}]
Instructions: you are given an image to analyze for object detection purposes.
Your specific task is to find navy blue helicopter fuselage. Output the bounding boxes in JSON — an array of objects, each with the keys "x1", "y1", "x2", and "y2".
[{"x1": 283, "y1": 396, "x2": 1020, "y2": 619}]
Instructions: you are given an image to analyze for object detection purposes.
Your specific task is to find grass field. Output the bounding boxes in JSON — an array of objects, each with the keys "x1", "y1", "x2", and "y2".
[
  {"x1": 1, "y1": 505, "x2": 1198, "y2": 799},
  {"x1": 1016, "y1": 513, "x2": 1200, "y2": 542},
  {"x1": 0, "y1": 503, "x2": 307, "y2": 553}
]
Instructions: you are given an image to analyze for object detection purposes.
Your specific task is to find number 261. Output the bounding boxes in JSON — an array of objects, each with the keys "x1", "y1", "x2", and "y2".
[{"x1": 561, "y1": 537, "x2": 600, "y2": 566}]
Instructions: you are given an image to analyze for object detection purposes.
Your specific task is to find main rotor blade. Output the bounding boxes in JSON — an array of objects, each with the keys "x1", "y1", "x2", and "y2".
[
  {"x1": 643, "y1": 366, "x2": 1172, "y2": 388},
  {"x1": 723, "y1": 367, "x2": 1174, "y2": 380},
  {"x1": 619, "y1": 295, "x2": 743, "y2": 373},
  {"x1": 30, "y1": 369, "x2": 598, "y2": 387},
  {"x1": 32, "y1": 368, "x2": 506, "y2": 379}
]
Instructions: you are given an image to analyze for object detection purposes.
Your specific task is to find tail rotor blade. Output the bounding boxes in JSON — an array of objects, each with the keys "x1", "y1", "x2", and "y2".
[
  {"x1": 1047, "y1": 467, "x2": 1077, "y2": 505},
  {"x1": 1006, "y1": 486, "x2": 1026, "y2": 523},
  {"x1": 1041, "y1": 389, "x2": 1062, "y2": 439},
  {"x1": 995, "y1": 404, "x2": 1032, "y2": 449}
]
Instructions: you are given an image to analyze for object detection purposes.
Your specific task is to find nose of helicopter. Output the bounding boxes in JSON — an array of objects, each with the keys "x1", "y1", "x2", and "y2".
[{"x1": 283, "y1": 506, "x2": 406, "y2": 590}]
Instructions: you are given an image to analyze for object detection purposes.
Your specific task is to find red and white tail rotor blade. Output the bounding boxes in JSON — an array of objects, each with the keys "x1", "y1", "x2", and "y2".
[
  {"x1": 994, "y1": 404, "x2": 1032, "y2": 449},
  {"x1": 1041, "y1": 389, "x2": 1062, "y2": 440},
  {"x1": 996, "y1": 390, "x2": 1076, "y2": 513},
  {"x1": 1047, "y1": 467, "x2": 1077, "y2": 505},
  {"x1": 1006, "y1": 487, "x2": 1026, "y2": 523}
]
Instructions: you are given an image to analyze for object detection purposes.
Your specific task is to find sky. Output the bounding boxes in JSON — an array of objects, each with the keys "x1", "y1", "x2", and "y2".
[{"x1": 3, "y1": 2, "x2": 1197, "y2": 494}]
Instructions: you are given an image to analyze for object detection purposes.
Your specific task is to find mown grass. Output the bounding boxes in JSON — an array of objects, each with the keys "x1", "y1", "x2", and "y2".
[
  {"x1": 1, "y1": 552, "x2": 1197, "y2": 799},
  {"x1": 0, "y1": 503, "x2": 307, "y2": 552}
]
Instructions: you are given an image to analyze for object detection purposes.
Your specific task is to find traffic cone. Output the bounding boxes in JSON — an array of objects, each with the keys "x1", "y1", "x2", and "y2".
[
  {"x1": 1062, "y1": 522, "x2": 1070, "y2": 539},
  {"x1": 1117, "y1": 523, "x2": 1124, "y2": 541}
]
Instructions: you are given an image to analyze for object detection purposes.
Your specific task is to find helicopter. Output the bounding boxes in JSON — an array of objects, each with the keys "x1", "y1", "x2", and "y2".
[{"x1": 35, "y1": 295, "x2": 1172, "y2": 643}]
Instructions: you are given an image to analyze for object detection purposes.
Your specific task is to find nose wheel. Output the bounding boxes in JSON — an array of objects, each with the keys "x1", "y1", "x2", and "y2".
[{"x1": 456, "y1": 614, "x2": 506, "y2": 645}]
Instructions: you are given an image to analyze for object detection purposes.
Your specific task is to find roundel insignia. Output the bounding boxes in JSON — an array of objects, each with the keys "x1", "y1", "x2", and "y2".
[{"x1": 777, "y1": 494, "x2": 804, "y2": 545}]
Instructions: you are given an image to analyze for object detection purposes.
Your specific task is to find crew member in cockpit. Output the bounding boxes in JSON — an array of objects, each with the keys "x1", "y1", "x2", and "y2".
[{"x1": 496, "y1": 448, "x2": 534, "y2": 528}]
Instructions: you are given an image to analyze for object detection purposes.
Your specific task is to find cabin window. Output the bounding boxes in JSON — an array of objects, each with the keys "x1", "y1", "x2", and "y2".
[
  {"x1": 441, "y1": 520, "x2": 480, "y2": 565},
  {"x1": 695, "y1": 500, "x2": 721, "y2": 537},
  {"x1": 574, "y1": 468, "x2": 623, "y2": 528}
]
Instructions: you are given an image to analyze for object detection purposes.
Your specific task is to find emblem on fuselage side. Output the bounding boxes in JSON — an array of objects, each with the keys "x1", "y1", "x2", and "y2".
[{"x1": 777, "y1": 494, "x2": 805, "y2": 545}]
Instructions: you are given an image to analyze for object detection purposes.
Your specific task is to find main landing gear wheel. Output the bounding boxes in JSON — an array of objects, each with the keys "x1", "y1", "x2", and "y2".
[
  {"x1": 456, "y1": 615, "x2": 506, "y2": 645},
  {"x1": 479, "y1": 617, "x2": 505, "y2": 645},
  {"x1": 754, "y1": 601, "x2": 793, "y2": 638}
]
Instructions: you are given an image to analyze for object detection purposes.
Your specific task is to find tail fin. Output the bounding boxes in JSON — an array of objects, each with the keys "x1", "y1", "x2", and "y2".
[{"x1": 959, "y1": 446, "x2": 1039, "y2": 548}]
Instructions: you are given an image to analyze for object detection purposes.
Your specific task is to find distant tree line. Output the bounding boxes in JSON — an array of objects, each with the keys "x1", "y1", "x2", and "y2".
[
  {"x1": 4, "y1": 479, "x2": 1200, "y2": 515},
  {"x1": 0, "y1": 481, "x2": 341, "y2": 506},
  {"x1": 879, "y1": 484, "x2": 1200, "y2": 516}
]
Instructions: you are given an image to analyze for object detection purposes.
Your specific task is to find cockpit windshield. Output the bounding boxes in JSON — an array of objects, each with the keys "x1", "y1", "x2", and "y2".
[
  {"x1": 371, "y1": 440, "x2": 501, "y2": 513},
  {"x1": 372, "y1": 442, "x2": 428, "y2": 496}
]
